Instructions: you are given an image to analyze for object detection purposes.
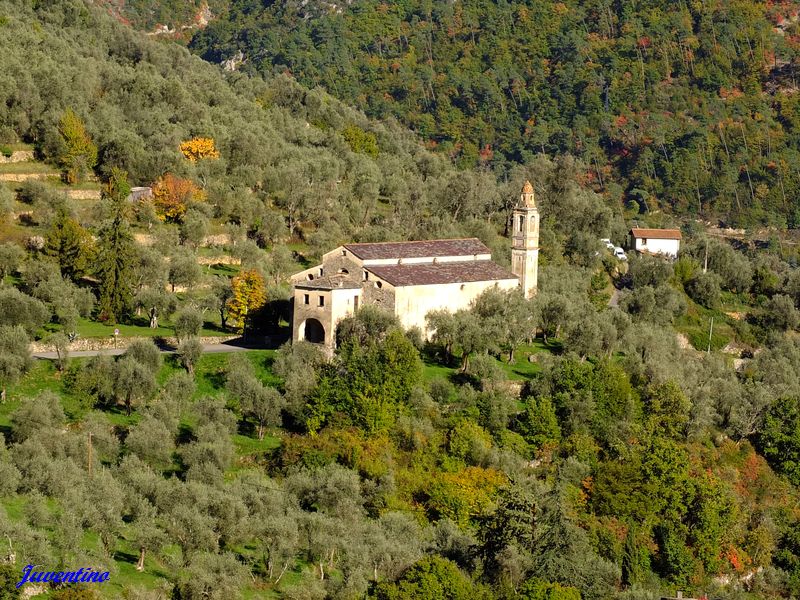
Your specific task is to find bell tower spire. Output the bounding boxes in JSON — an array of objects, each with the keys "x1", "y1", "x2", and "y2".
[{"x1": 511, "y1": 180, "x2": 539, "y2": 298}]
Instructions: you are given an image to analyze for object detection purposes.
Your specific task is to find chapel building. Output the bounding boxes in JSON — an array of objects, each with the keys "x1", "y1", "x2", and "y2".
[{"x1": 290, "y1": 181, "x2": 540, "y2": 348}]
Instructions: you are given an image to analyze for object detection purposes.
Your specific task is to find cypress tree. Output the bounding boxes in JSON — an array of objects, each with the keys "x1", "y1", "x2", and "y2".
[
  {"x1": 44, "y1": 208, "x2": 93, "y2": 280},
  {"x1": 96, "y1": 168, "x2": 135, "y2": 323}
]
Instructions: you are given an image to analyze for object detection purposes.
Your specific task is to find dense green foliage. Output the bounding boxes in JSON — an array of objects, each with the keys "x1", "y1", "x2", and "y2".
[
  {"x1": 193, "y1": 0, "x2": 800, "y2": 226},
  {"x1": 93, "y1": 0, "x2": 228, "y2": 30}
]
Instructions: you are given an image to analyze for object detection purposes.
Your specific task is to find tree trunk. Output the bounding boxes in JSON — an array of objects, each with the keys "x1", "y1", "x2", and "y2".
[
  {"x1": 126, "y1": 395, "x2": 132, "y2": 416},
  {"x1": 508, "y1": 347, "x2": 515, "y2": 363},
  {"x1": 461, "y1": 353, "x2": 470, "y2": 372},
  {"x1": 2, "y1": 386, "x2": 7, "y2": 403},
  {"x1": 136, "y1": 547, "x2": 145, "y2": 572},
  {"x1": 258, "y1": 422, "x2": 264, "y2": 441},
  {"x1": 150, "y1": 307, "x2": 158, "y2": 329},
  {"x1": 319, "y1": 562, "x2": 324, "y2": 581},
  {"x1": 219, "y1": 308, "x2": 227, "y2": 330},
  {"x1": 275, "y1": 563, "x2": 289, "y2": 584}
]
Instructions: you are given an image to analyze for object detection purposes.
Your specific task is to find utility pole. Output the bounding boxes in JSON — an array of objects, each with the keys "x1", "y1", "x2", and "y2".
[
  {"x1": 87, "y1": 432, "x2": 93, "y2": 478},
  {"x1": 707, "y1": 317, "x2": 714, "y2": 354}
]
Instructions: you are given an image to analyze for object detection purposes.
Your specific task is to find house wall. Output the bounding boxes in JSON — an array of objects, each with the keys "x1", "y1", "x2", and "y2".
[
  {"x1": 292, "y1": 287, "x2": 334, "y2": 346},
  {"x1": 393, "y1": 278, "x2": 518, "y2": 334},
  {"x1": 322, "y1": 247, "x2": 365, "y2": 268},
  {"x1": 290, "y1": 253, "x2": 363, "y2": 285},
  {"x1": 291, "y1": 287, "x2": 362, "y2": 347},
  {"x1": 362, "y1": 275, "x2": 396, "y2": 312},
  {"x1": 634, "y1": 238, "x2": 680, "y2": 258},
  {"x1": 331, "y1": 287, "x2": 362, "y2": 330}
]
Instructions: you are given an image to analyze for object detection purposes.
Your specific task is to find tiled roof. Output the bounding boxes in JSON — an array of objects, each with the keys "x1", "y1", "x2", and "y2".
[
  {"x1": 343, "y1": 238, "x2": 490, "y2": 260},
  {"x1": 367, "y1": 260, "x2": 517, "y2": 287},
  {"x1": 630, "y1": 228, "x2": 682, "y2": 240}
]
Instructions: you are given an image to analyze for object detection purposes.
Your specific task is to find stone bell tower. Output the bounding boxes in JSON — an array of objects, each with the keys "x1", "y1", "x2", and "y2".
[{"x1": 511, "y1": 180, "x2": 539, "y2": 298}]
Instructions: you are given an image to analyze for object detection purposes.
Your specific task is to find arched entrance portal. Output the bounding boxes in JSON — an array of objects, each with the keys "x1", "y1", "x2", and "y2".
[{"x1": 301, "y1": 318, "x2": 325, "y2": 344}]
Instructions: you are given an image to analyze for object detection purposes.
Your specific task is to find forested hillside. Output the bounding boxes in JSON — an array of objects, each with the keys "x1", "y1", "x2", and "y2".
[
  {"x1": 191, "y1": 0, "x2": 800, "y2": 226},
  {"x1": 6, "y1": 1, "x2": 800, "y2": 599},
  {"x1": 0, "y1": 0, "x2": 548, "y2": 253},
  {"x1": 92, "y1": 0, "x2": 225, "y2": 30}
]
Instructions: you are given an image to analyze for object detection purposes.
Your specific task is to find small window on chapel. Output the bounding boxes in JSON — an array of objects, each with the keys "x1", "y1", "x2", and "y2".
[
  {"x1": 518, "y1": 215, "x2": 524, "y2": 232},
  {"x1": 319, "y1": 296, "x2": 325, "y2": 307},
  {"x1": 304, "y1": 294, "x2": 310, "y2": 305}
]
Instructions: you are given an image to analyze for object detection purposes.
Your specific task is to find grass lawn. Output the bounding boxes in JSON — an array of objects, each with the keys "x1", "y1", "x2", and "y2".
[
  {"x1": 501, "y1": 339, "x2": 557, "y2": 380},
  {"x1": 49, "y1": 179, "x2": 102, "y2": 191},
  {"x1": 203, "y1": 262, "x2": 240, "y2": 277},
  {"x1": 0, "y1": 361, "x2": 86, "y2": 433},
  {"x1": 422, "y1": 339, "x2": 556, "y2": 384},
  {"x1": 157, "y1": 350, "x2": 279, "y2": 397},
  {"x1": 286, "y1": 241, "x2": 313, "y2": 268},
  {"x1": 68, "y1": 316, "x2": 232, "y2": 339},
  {"x1": 1, "y1": 350, "x2": 279, "y2": 431},
  {"x1": 674, "y1": 298, "x2": 752, "y2": 351},
  {"x1": 0, "y1": 161, "x2": 58, "y2": 174},
  {"x1": 2, "y1": 142, "x2": 34, "y2": 152}
]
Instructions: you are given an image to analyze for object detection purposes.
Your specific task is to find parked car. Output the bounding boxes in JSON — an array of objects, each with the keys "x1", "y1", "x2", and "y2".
[
  {"x1": 613, "y1": 247, "x2": 627, "y2": 260},
  {"x1": 600, "y1": 238, "x2": 615, "y2": 250}
]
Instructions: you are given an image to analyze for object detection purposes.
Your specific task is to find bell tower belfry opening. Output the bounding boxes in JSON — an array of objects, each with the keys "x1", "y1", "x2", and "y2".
[{"x1": 511, "y1": 180, "x2": 540, "y2": 299}]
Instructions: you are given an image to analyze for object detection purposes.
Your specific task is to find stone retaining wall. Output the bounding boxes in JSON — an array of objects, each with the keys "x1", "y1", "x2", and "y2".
[
  {"x1": 0, "y1": 150, "x2": 34, "y2": 163},
  {"x1": 31, "y1": 334, "x2": 240, "y2": 353},
  {"x1": 0, "y1": 173, "x2": 58, "y2": 182},
  {"x1": 66, "y1": 189, "x2": 101, "y2": 200}
]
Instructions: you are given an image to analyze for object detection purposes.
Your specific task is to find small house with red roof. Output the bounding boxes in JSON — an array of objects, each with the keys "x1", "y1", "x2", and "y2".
[{"x1": 630, "y1": 227, "x2": 682, "y2": 259}]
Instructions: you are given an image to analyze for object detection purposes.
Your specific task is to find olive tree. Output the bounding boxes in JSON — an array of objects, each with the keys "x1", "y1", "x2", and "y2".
[
  {"x1": 178, "y1": 337, "x2": 204, "y2": 376},
  {"x1": 0, "y1": 325, "x2": 33, "y2": 402}
]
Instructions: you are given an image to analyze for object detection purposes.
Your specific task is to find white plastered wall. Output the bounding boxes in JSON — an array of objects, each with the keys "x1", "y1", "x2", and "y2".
[
  {"x1": 393, "y1": 278, "x2": 519, "y2": 335},
  {"x1": 634, "y1": 238, "x2": 680, "y2": 258}
]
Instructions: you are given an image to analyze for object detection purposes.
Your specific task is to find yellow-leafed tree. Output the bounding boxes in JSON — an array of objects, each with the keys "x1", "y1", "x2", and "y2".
[
  {"x1": 180, "y1": 137, "x2": 220, "y2": 162},
  {"x1": 227, "y1": 269, "x2": 267, "y2": 334},
  {"x1": 58, "y1": 108, "x2": 98, "y2": 184},
  {"x1": 152, "y1": 173, "x2": 206, "y2": 222}
]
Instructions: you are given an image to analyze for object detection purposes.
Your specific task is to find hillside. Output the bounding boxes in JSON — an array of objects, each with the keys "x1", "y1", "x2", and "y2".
[
  {"x1": 191, "y1": 0, "x2": 800, "y2": 227},
  {"x1": 2, "y1": 0, "x2": 637, "y2": 265},
  {"x1": 91, "y1": 0, "x2": 224, "y2": 31}
]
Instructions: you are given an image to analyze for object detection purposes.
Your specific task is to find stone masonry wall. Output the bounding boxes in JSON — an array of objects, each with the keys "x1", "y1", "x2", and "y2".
[
  {"x1": 30, "y1": 335, "x2": 240, "y2": 353},
  {"x1": 0, "y1": 151, "x2": 34, "y2": 164}
]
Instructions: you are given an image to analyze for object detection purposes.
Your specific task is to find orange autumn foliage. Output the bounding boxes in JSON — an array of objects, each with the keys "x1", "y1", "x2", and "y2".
[{"x1": 152, "y1": 173, "x2": 206, "y2": 222}]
